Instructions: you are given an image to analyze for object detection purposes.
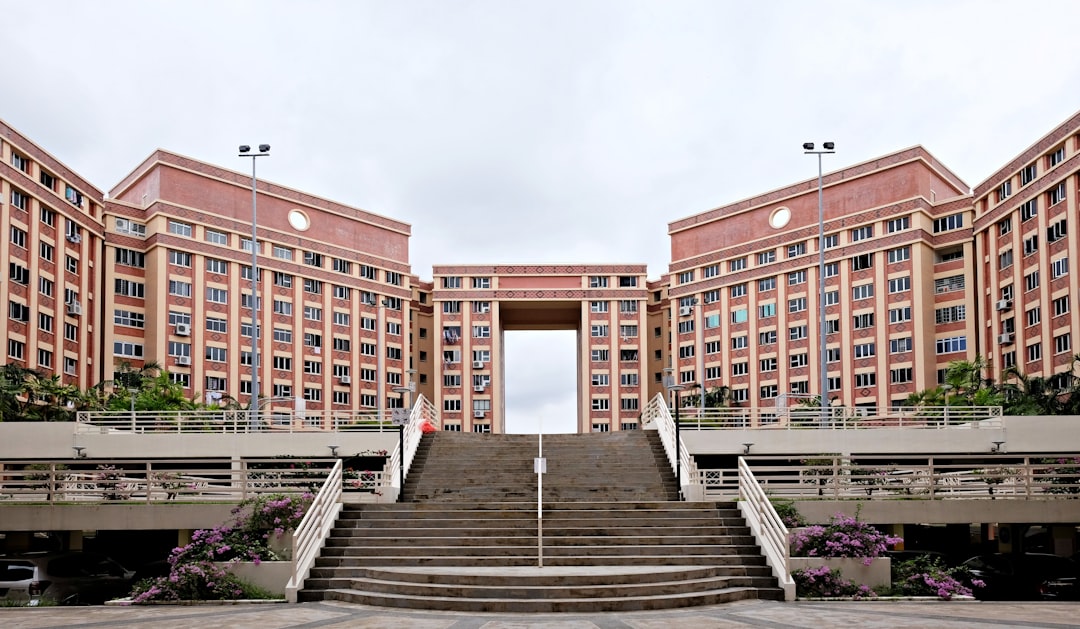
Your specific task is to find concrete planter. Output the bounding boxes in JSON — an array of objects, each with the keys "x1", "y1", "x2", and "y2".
[
  {"x1": 215, "y1": 561, "x2": 291, "y2": 597},
  {"x1": 790, "y1": 556, "x2": 891, "y2": 590}
]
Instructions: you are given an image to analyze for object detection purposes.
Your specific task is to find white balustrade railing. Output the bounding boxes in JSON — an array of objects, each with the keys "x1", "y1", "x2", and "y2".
[
  {"x1": 384, "y1": 394, "x2": 440, "y2": 493},
  {"x1": 0, "y1": 458, "x2": 337, "y2": 503},
  {"x1": 75, "y1": 409, "x2": 407, "y2": 434},
  {"x1": 738, "y1": 457, "x2": 795, "y2": 601},
  {"x1": 673, "y1": 405, "x2": 1002, "y2": 430},
  {"x1": 286, "y1": 459, "x2": 343, "y2": 603},
  {"x1": 698, "y1": 454, "x2": 1080, "y2": 500},
  {"x1": 641, "y1": 393, "x2": 696, "y2": 496}
]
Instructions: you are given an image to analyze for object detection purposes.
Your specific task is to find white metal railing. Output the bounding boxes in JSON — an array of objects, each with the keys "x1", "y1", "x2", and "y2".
[
  {"x1": 0, "y1": 458, "x2": 336, "y2": 503},
  {"x1": 641, "y1": 393, "x2": 696, "y2": 496},
  {"x1": 74, "y1": 409, "x2": 407, "y2": 434},
  {"x1": 698, "y1": 454, "x2": 1080, "y2": 500},
  {"x1": 737, "y1": 457, "x2": 795, "y2": 601},
  {"x1": 384, "y1": 394, "x2": 440, "y2": 491},
  {"x1": 286, "y1": 458, "x2": 343, "y2": 603},
  {"x1": 674, "y1": 405, "x2": 1003, "y2": 430}
]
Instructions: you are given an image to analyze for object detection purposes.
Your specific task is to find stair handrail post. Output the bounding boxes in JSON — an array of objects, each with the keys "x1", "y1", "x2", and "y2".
[{"x1": 737, "y1": 456, "x2": 795, "y2": 601}]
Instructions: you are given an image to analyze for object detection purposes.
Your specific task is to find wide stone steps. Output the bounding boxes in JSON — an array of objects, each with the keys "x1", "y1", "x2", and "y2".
[{"x1": 299, "y1": 431, "x2": 778, "y2": 611}]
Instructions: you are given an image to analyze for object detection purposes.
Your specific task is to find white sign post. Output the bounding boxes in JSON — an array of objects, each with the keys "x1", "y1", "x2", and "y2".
[{"x1": 536, "y1": 415, "x2": 545, "y2": 568}]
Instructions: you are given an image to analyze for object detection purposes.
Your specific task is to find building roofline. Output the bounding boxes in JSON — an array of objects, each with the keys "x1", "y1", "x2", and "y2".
[
  {"x1": 109, "y1": 148, "x2": 412, "y2": 236},
  {"x1": 972, "y1": 107, "x2": 1080, "y2": 197},
  {"x1": 0, "y1": 117, "x2": 105, "y2": 201},
  {"x1": 431, "y1": 263, "x2": 648, "y2": 275},
  {"x1": 667, "y1": 146, "x2": 969, "y2": 235}
]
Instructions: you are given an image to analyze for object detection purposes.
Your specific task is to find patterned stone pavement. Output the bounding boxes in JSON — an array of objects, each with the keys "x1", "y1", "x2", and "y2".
[{"x1": 3, "y1": 600, "x2": 1080, "y2": 629}]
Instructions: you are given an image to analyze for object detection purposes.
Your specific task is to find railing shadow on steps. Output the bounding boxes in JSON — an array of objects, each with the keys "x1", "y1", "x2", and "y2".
[
  {"x1": 287, "y1": 395, "x2": 441, "y2": 602},
  {"x1": 738, "y1": 457, "x2": 795, "y2": 601}
]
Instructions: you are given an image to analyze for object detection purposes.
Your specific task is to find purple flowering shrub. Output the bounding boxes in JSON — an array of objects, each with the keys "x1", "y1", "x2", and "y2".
[
  {"x1": 792, "y1": 565, "x2": 875, "y2": 599},
  {"x1": 129, "y1": 561, "x2": 253, "y2": 603},
  {"x1": 129, "y1": 493, "x2": 312, "y2": 603},
  {"x1": 891, "y1": 555, "x2": 984, "y2": 600},
  {"x1": 790, "y1": 509, "x2": 903, "y2": 566}
]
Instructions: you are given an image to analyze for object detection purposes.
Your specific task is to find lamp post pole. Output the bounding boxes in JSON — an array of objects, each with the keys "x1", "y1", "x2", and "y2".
[
  {"x1": 671, "y1": 384, "x2": 685, "y2": 500},
  {"x1": 803, "y1": 142, "x2": 835, "y2": 427},
  {"x1": 239, "y1": 144, "x2": 270, "y2": 428}
]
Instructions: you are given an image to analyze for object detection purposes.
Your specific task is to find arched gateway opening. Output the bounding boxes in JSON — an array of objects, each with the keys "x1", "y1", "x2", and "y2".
[{"x1": 427, "y1": 264, "x2": 657, "y2": 434}]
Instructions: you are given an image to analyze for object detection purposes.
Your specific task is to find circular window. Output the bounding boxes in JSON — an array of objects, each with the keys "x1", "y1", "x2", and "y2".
[
  {"x1": 769, "y1": 207, "x2": 791, "y2": 229},
  {"x1": 287, "y1": 209, "x2": 310, "y2": 231}
]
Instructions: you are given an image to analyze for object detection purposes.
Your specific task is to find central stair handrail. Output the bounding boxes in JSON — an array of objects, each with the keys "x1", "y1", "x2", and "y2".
[{"x1": 737, "y1": 457, "x2": 795, "y2": 601}]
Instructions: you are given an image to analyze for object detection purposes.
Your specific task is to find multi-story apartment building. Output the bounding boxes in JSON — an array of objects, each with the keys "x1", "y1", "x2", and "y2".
[
  {"x1": 666, "y1": 147, "x2": 974, "y2": 410},
  {"x1": 1, "y1": 120, "x2": 104, "y2": 389},
  {"x1": 103, "y1": 150, "x2": 415, "y2": 416},
  {"x1": 974, "y1": 111, "x2": 1080, "y2": 385},
  {"x1": 3, "y1": 109, "x2": 1080, "y2": 430}
]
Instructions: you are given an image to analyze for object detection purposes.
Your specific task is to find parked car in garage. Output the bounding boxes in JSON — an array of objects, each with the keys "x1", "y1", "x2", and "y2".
[
  {"x1": 0, "y1": 551, "x2": 134, "y2": 605},
  {"x1": 961, "y1": 553, "x2": 1080, "y2": 600}
]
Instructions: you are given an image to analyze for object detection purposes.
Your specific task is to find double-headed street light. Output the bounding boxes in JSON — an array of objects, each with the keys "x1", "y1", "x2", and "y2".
[
  {"x1": 239, "y1": 144, "x2": 270, "y2": 427},
  {"x1": 803, "y1": 142, "x2": 835, "y2": 427}
]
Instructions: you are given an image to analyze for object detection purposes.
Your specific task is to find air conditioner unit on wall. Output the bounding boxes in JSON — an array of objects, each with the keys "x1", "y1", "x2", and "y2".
[
  {"x1": 679, "y1": 306, "x2": 692, "y2": 316},
  {"x1": 66, "y1": 302, "x2": 82, "y2": 316},
  {"x1": 473, "y1": 385, "x2": 484, "y2": 392},
  {"x1": 175, "y1": 323, "x2": 191, "y2": 336},
  {"x1": 473, "y1": 410, "x2": 486, "y2": 419},
  {"x1": 66, "y1": 233, "x2": 81, "y2": 244},
  {"x1": 995, "y1": 299, "x2": 1012, "y2": 311},
  {"x1": 339, "y1": 375, "x2": 351, "y2": 384},
  {"x1": 472, "y1": 360, "x2": 484, "y2": 369},
  {"x1": 176, "y1": 355, "x2": 192, "y2": 365},
  {"x1": 997, "y1": 333, "x2": 1014, "y2": 344}
]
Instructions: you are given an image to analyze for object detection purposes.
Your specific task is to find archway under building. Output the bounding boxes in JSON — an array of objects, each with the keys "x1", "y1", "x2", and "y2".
[{"x1": 500, "y1": 301, "x2": 582, "y2": 434}]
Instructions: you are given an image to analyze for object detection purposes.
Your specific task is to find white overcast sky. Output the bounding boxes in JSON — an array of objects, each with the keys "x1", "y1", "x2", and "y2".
[{"x1": 5, "y1": 1, "x2": 1080, "y2": 432}]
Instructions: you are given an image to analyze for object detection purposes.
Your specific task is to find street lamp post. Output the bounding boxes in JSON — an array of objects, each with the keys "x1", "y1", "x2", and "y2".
[
  {"x1": 239, "y1": 144, "x2": 270, "y2": 428},
  {"x1": 803, "y1": 142, "x2": 835, "y2": 427}
]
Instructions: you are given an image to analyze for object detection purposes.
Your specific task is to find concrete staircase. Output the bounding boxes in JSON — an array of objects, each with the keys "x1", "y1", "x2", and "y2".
[{"x1": 299, "y1": 431, "x2": 782, "y2": 611}]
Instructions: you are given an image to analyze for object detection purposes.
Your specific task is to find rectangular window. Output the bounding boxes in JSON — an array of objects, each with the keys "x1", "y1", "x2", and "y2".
[
  {"x1": 442, "y1": 301, "x2": 462, "y2": 314},
  {"x1": 618, "y1": 276, "x2": 638, "y2": 287},
  {"x1": 115, "y1": 248, "x2": 146, "y2": 268},
  {"x1": 730, "y1": 283, "x2": 747, "y2": 298},
  {"x1": 933, "y1": 214, "x2": 964, "y2": 233},
  {"x1": 758, "y1": 277, "x2": 776, "y2": 291},
  {"x1": 1027, "y1": 343, "x2": 1042, "y2": 362},
  {"x1": 731, "y1": 362, "x2": 748, "y2": 376},
  {"x1": 591, "y1": 325, "x2": 609, "y2": 337},
  {"x1": 731, "y1": 308, "x2": 748, "y2": 323},
  {"x1": 113, "y1": 341, "x2": 144, "y2": 358},
  {"x1": 168, "y1": 251, "x2": 191, "y2": 267},
  {"x1": 472, "y1": 276, "x2": 491, "y2": 288},
  {"x1": 206, "y1": 287, "x2": 228, "y2": 304},
  {"x1": 169, "y1": 280, "x2": 192, "y2": 297},
  {"x1": 760, "y1": 358, "x2": 777, "y2": 372},
  {"x1": 788, "y1": 297, "x2": 807, "y2": 313},
  {"x1": 205, "y1": 229, "x2": 228, "y2": 245},
  {"x1": 889, "y1": 307, "x2": 911, "y2": 323},
  {"x1": 1021, "y1": 163, "x2": 1038, "y2": 186},
  {"x1": 887, "y1": 217, "x2": 910, "y2": 233},
  {"x1": 790, "y1": 353, "x2": 808, "y2": 368},
  {"x1": 1053, "y1": 295, "x2": 1070, "y2": 317},
  {"x1": 935, "y1": 305, "x2": 966, "y2": 323},
  {"x1": 854, "y1": 372, "x2": 877, "y2": 387},
  {"x1": 824, "y1": 234, "x2": 839, "y2": 249},
  {"x1": 852, "y1": 284, "x2": 874, "y2": 300},
  {"x1": 758, "y1": 303, "x2": 776, "y2": 318},
  {"x1": 998, "y1": 218, "x2": 1012, "y2": 236},
  {"x1": 113, "y1": 309, "x2": 145, "y2": 328},
  {"x1": 788, "y1": 270, "x2": 807, "y2": 285},
  {"x1": 824, "y1": 262, "x2": 839, "y2": 278},
  {"x1": 205, "y1": 347, "x2": 227, "y2": 362},
  {"x1": 619, "y1": 300, "x2": 638, "y2": 313},
  {"x1": 935, "y1": 336, "x2": 967, "y2": 354},
  {"x1": 1021, "y1": 198, "x2": 1038, "y2": 222},
  {"x1": 442, "y1": 276, "x2": 462, "y2": 289},
  {"x1": 997, "y1": 180, "x2": 1012, "y2": 201},
  {"x1": 1055, "y1": 333, "x2": 1072, "y2": 355},
  {"x1": 274, "y1": 328, "x2": 292, "y2": 343},
  {"x1": 729, "y1": 257, "x2": 747, "y2": 272},
  {"x1": 591, "y1": 398, "x2": 610, "y2": 411},
  {"x1": 789, "y1": 325, "x2": 808, "y2": 340},
  {"x1": 677, "y1": 271, "x2": 693, "y2": 284},
  {"x1": 1048, "y1": 219, "x2": 1068, "y2": 243},
  {"x1": 590, "y1": 301, "x2": 609, "y2": 313},
  {"x1": 759, "y1": 330, "x2": 777, "y2": 345},
  {"x1": 273, "y1": 300, "x2": 293, "y2": 315},
  {"x1": 1049, "y1": 146, "x2": 1065, "y2": 167},
  {"x1": 1049, "y1": 182, "x2": 1067, "y2": 206},
  {"x1": 826, "y1": 319, "x2": 840, "y2": 334},
  {"x1": 591, "y1": 373, "x2": 610, "y2": 386},
  {"x1": 702, "y1": 264, "x2": 719, "y2": 278},
  {"x1": 787, "y1": 242, "x2": 806, "y2": 257},
  {"x1": 757, "y1": 251, "x2": 776, "y2": 265},
  {"x1": 854, "y1": 343, "x2": 875, "y2": 358},
  {"x1": 888, "y1": 246, "x2": 910, "y2": 264},
  {"x1": 888, "y1": 276, "x2": 910, "y2": 293},
  {"x1": 935, "y1": 275, "x2": 965, "y2": 293},
  {"x1": 303, "y1": 251, "x2": 323, "y2": 267},
  {"x1": 999, "y1": 250, "x2": 1014, "y2": 270},
  {"x1": 168, "y1": 220, "x2": 192, "y2": 237},
  {"x1": 1052, "y1": 257, "x2": 1069, "y2": 279},
  {"x1": 852, "y1": 253, "x2": 874, "y2": 271},
  {"x1": 731, "y1": 335, "x2": 748, "y2": 350},
  {"x1": 1026, "y1": 307, "x2": 1041, "y2": 327},
  {"x1": 304, "y1": 306, "x2": 322, "y2": 321},
  {"x1": 1024, "y1": 234, "x2": 1039, "y2": 256},
  {"x1": 760, "y1": 385, "x2": 778, "y2": 399},
  {"x1": 591, "y1": 349, "x2": 609, "y2": 361},
  {"x1": 303, "y1": 279, "x2": 322, "y2": 294},
  {"x1": 1025, "y1": 271, "x2": 1040, "y2": 292},
  {"x1": 473, "y1": 301, "x2": 491, "y2": 314},
  {"x1": 850, "y1": 225, "x2": 874, "y2": 242},
  {"x1": 589, "y1": 276, "x2": 608, "y2": 288},
  {"x1": 890, "y1": 337, "x2": 913, "y2": 354}
]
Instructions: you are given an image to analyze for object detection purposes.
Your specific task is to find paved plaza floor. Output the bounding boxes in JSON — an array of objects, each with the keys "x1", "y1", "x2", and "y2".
[{"x1": 2, "y1": 599, "x2": 1080, "y2": 629}]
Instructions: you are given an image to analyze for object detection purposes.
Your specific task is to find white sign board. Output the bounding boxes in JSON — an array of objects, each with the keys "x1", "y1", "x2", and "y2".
[{"x1": 534, "y1": 457, "x2": 547, "y2": 474}]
